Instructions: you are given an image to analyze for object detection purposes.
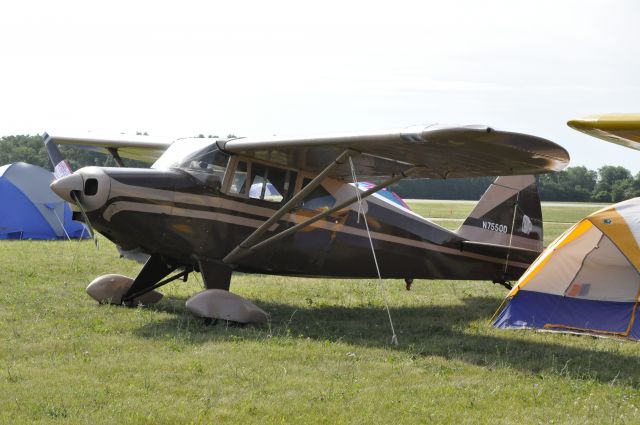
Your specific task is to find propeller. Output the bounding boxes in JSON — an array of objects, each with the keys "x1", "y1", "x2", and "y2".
[
  {"x1": 44, "y1": 132, "x2": 98, "y2": 247},
  {"x1": 71, "y1": 190, "x2": 98, "y2": 247}
]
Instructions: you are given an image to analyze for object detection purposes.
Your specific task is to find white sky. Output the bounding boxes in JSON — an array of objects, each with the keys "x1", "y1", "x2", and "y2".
[{"x1": 1, "y1": 0, "x2": 639, "y2": 171}]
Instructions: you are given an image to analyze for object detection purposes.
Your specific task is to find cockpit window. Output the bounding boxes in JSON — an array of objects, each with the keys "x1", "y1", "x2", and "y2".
[
  {"x1": 229, "y1": 161, "x2": 248, "y2": 195},
  {"x1": 152, "y1": 138, "x2": 213, "y2": 170},
  {"x1": 249, "y1": 163, "x2": 291, "y2": 203},
  {"x1": 173, "y1": 145, "x2": 230, "y2": 192},
  {"x1": 226, "y1": 160, "x2": 297, "y2": 203},
  {"x1": 178, "y1": 145, "x2": 229, "y2": 178}
]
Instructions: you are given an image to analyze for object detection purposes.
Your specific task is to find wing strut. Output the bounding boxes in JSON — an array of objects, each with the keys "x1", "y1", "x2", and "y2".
[
  {"x1": 107, "y1": 147, "x2": 126, "y2": 167},
  {"x1": 223, "y1": 161, "x2": 422, "y2": 265},
  {"x1": 223, "y1": 149, "x2": 358, "y2": 264}
]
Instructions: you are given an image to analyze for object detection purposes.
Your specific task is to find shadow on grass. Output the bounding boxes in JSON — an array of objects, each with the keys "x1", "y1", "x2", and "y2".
[{"x1": 136, "y1": 295, "x2": 640, "y2": 386}]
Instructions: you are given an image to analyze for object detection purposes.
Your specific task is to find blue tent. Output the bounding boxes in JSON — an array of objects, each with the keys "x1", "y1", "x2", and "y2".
[{"x1": 0, "y1": 162, "x2": 87, "y2": 240}]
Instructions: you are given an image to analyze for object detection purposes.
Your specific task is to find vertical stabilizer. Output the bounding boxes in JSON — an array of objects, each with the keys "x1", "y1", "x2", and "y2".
[{"x1": 456, "y1": 175, "x2": 543, "y2": 252}]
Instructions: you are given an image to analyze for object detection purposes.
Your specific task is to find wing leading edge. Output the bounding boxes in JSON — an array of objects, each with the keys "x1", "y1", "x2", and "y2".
[
  {"x1": 219, "y1": 124, "x2": 569, "y2": 179},
  {"x1": 44, "y1": 124, "x2": 570, "y2": 178}
]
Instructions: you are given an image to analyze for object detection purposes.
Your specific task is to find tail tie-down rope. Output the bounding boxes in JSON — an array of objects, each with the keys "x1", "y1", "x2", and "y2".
[{"x1": 348, "y1": 156, "x2": 398, "y2": 346}]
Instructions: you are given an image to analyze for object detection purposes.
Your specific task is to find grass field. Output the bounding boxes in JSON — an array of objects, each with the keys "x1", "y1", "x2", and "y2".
[{"x1": 4, "y1": 201, "x2": 640, "y2": 424}]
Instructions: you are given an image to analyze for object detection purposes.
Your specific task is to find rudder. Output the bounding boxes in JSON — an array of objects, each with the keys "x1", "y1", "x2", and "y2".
[{"x1": 456, "y1": 175, "x2": 543, "y2": 252}]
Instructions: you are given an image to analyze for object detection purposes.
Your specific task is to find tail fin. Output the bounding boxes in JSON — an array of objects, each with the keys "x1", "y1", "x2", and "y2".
[{"x1": 456, "y1": 175, "x2": 543, "y2": 252}]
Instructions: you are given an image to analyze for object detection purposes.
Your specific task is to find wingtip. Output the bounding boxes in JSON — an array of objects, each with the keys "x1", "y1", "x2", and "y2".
[
  {"x1": 567, "y1": 118, "x2": 585, "y2": 130},
  {"x1": 568, "y1": 114, "x2": 640, "y2": 131},
  {"x1": 567, "y1": 115, "x2": 601, "y2": 131}
]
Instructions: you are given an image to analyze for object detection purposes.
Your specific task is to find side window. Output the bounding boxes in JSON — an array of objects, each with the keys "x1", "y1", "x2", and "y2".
[
  {"x1": 299, "y1": 178, "x2": 335, "y2": 211},
  {"x1": 248, "y1": 164, "x2": 298, "y2": 203},
  {"x1": 229, "y1": 161, "x2": 248, "y2": 195},
  {"x1": 249, "y1": 163, "x2": 269, "y2": 200}
]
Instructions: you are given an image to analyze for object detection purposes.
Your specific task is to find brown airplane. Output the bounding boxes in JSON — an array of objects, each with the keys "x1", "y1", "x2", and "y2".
[{"x1": 44, "y1": 124, "x2": 569, "y2": 323}]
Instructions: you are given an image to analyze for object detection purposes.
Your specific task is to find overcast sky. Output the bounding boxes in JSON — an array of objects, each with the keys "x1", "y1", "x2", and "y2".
[{"x1": 1, "y1": 0, "x2": 639, "y2": 171}]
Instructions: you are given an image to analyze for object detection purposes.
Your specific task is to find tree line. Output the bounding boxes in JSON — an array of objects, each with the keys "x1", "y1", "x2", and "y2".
[
  {"x1": 391, "y1": 165, "x2": 640, "y2": 202},
  {"x1": 1, "y1": 134, "x2": 638, "y2": 203}
]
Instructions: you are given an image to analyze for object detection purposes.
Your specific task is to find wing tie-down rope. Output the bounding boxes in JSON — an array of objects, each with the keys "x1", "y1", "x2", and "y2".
[
  {"x1": 51, "y1": 207, "x2": 72, "y2": 241},
  {"x1": 348, "y1": 156, "x2": 399, "y2": 346}
]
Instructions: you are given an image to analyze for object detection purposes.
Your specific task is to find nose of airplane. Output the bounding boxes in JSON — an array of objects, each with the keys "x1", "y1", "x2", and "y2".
[
  {"x1": 50, "y1": 173, "x2": 84, "y2": 203},
  {"x1": 50, "y1": 167, "x2": 111, "y2": 212}
]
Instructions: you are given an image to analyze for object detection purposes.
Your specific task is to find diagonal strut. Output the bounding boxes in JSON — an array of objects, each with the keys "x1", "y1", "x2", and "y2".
[
  {"x1": 224, "y1": 164, "x2": 422, "y2": 264},
  {"x1": 223, "y1": 149, "x2": 358, "y2": 264}
]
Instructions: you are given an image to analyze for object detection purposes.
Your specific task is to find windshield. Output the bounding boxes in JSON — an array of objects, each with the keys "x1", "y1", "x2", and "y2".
[
  {"x1": 151, "y1": 139, "x2": 230, "y2": 190},
  {"x1": 151, "y1": 138, "x2": 216, "y2": 170},
  {"x1": 177, "y1": 145, "x2": 229, "y2": 177}
]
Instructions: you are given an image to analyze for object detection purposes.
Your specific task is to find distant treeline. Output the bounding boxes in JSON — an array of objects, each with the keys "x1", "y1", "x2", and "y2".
[
  {"x1": 0, "y1": 134, "x2": 142, "y2": 170},
  {"x1": 391, "y1": 165, "x2": 640, "y2": 202},
  {"x1": 1, "y1": 134, "x2": 638, "y2": 203}
]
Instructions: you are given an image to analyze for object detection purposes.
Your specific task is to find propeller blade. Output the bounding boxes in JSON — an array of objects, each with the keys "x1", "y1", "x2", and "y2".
[
  {"x1": 72, "y1": 191, "x2": 98, "y2": 248},
  {"x1": 43, "y1": 132, "x2": 74, "y2": 179}
]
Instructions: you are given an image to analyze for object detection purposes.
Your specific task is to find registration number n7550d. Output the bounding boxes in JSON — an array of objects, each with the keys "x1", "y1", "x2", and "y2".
[{"x1": 482, "y1": 221, "x2": 508, "y2": 233}]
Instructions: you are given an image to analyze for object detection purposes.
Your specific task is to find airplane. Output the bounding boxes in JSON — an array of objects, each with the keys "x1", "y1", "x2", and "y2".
[{"x1": 44, "y1": 124, "x2": 569, "y2": 323}]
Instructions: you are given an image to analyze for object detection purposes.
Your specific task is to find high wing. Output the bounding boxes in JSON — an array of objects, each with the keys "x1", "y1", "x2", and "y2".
[
  {"x1": 43, "y1": 133, "x2": 174, "y2": 163},
  {"x1": 219, "y1": 124, "x2": 569, "y2": 179},
  {"x1": 568, "y1": 114, "x2": 640, "y2": 151}
]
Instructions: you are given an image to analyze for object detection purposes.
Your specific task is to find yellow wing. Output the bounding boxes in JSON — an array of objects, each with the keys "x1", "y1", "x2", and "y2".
[{"x1": 568, "y1": 113, "x2": 640, "y2": 150}]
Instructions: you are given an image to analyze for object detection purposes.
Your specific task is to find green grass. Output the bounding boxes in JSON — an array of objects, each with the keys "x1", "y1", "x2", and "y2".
[{"x1": 2, "y1": 201, "x2": 639, "y2": 425}]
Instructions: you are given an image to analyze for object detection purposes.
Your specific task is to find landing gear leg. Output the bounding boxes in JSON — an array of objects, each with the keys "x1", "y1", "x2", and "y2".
[
  {"x1": 405, "y1": 278, "x2": 414, "y2": 291},
  {"x1": 121, "y1": 254, "x2": 179, "y2": 304},
  {"x1": 493, "y1": 279, "x2": 513, "y2": 290},
  {"x1": 86, "y1": 254, "x2": 181, "y2": 305},
  {"x1": 198, "y1": 260, "x2": 232, "y2": 290}
]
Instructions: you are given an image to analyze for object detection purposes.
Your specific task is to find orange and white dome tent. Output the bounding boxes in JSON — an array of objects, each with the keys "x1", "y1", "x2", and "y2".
[{"x1": 494, "y1": 198, "x2": 640, "y2": 340}]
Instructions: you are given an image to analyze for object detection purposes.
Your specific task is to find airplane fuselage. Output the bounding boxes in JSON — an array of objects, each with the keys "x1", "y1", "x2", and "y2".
[{"x1": 77, "y1": 166, "x2": 536, "y2": 282}]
